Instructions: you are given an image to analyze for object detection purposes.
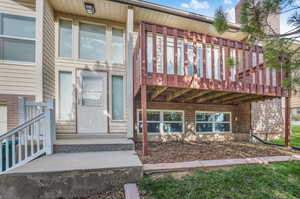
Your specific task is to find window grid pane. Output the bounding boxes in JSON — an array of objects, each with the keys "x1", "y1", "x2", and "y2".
[
  {"x1": 59, "y1": 20, "x2": 72, "y2": 57},
  {"x1": 79, "y1": 23, "x2": 105, "y2": 60},
  {"x1": 112, "y1": 28, "x2": 124, "y2": 64},
  {"x1": 138, "y1": 110, "x2": 183, "y2": 133},
  {"x1": 2, "y1": 14, "x2": 35, "y2": 38},
  {"x1": 59, "y1": 72, "x2": 73, "y2": 120},
  {"x1": 196, "y1": 112, "x2": 231, "y2": 133},
  {"x1": 3, "y1": 38, "x2": 35, "y2": 62},
  {"x1": 112, "y1": 76, "x2": 124, "y2": 120}
]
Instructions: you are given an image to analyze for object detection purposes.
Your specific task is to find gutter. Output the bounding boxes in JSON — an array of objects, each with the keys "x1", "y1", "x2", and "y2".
[{"x1": 110, "y1": 0, "x2": 241, "y2": 30}]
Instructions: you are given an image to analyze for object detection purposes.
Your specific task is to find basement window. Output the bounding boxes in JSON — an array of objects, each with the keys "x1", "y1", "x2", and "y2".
[
  {"x1": 137, "y1": 110, "x2": 184, "y2": 134},
  {"x1": 196, "y1": 111, "x2": 231, "y2": 133}
]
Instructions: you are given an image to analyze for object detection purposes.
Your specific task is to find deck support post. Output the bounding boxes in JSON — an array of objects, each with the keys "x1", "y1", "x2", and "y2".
[
  {"x1": 141, "y1": 85, "x2": 149, "y2": 156},
  {"x1": 284, "y1": 94, "x2": 291, "y2": 147}
]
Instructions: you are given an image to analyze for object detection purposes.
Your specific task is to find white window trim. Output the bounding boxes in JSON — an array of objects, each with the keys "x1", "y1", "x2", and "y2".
[
  {"x1": 111, "y1": 73, "x2": 126, "y2": 122},
  {"x1": 195, "y1": 111, "x2": 232, "y2": 134},
  {"x1": 137, "y1": 109, "x2": 185, "y2": 134},
  {"x1": 0, "y1": 12, "x2": 36, "y2": 65}
]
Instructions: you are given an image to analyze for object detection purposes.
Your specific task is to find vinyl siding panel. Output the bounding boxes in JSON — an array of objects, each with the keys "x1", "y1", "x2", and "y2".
[
  {"x1": 0, "y1": 0, "x2": 36, "y2": 96},
  {"x1": 42, "y1": 0, "x2": 55, "y2": 100}
]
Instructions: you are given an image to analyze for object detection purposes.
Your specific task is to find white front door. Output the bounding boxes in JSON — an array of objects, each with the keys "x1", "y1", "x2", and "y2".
[{"x1": 77, "y1": 70, "x2": 108, "y2": 134}]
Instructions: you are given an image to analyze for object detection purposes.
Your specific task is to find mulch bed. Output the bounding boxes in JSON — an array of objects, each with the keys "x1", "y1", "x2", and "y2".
[{"x1": 136, "y1": 141, "x2": 300, "y2": 164}]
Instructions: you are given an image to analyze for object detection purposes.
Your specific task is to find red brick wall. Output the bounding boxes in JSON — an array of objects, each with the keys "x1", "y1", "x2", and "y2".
[
  {"x1": 0, "y1": 94, "x2": 35, "y2": 131},
  {"x1": 135, "y1": 101, "x2": 251, "y2": 141}
]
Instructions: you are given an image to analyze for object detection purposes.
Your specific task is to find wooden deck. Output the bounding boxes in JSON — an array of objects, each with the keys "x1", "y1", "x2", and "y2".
[
  {"x1": 132, "y1": 22, "x2": 289, "y2": 155},
  {"x1": 133, "y1": 22, "x2": 287, "y2": 105}
]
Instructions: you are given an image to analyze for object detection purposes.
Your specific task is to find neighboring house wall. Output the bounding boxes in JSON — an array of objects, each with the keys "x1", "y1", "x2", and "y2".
[
  {"x1": 251, "y1": 98, "x2": 284, "y2": 140},
  {"x1": 135, "y1": 101, "x2": 251, "y2": 142},
  {"x1": 54, "y1": 13, "x2": 128, "y2": 135},
  {"x1": 0, "y1": 0, "x2": 37, "y2": 131}
]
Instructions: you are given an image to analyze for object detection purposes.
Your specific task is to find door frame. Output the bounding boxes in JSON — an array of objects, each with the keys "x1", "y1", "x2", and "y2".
[{"x1": 75, "y1": 68, "x2": 110, "y2": 134}]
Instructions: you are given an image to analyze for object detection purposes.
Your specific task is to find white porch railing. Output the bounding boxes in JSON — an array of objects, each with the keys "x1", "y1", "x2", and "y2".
[{"x1": 0, "y1": 98, "x2": 55, "y2": 173}]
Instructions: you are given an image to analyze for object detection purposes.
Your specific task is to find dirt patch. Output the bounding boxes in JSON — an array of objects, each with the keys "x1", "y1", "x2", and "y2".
[
  {"x1": 78, "y1": 189, "x2": 125, "y2": 199},
  {"x1": 136, "y1": 141, "x2": 300, "y2": 164}
]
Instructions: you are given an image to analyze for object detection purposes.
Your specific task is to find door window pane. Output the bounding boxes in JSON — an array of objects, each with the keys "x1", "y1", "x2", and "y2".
[
  {"x1": 167, "y1": 37, "x2": 174, "y2": 74},
  {"x1": 2, "y1": 14, "x2": 35, "y2": 38},
  {"x1": 79, "y1": 23, "x2": 105, "y2": 60},
  {"x1": 81, "y1": 72, "x2": 103, "y2": 107},
  {"x1": 112, "y1": 76, "x2": 124, "y2": 120},
  {"x1": 177, "y1": 39, "x2": 184, "y2": 75},
  {"x1": 3, "y1": 39, "x2": 35, "y2": 62},
  {"x1": 59, "y1": 72, "x2": 73, "y2": 120},
  {"x1": 188, "y1": 42, "x2": 194, "y2": 76},
  {"x1": 156, "y1": 35, "x2": 164, "y2": 73},
  {"x1": 59, "y1": 20, "x2": 72, "y2": 57},
  {"x1": 206, "y1": 46, "x2": 212, "y2": 78},
  {"x1": 112, "y1": 28, "x2": 124, "y2": 64},
  {"x1": 147, "y1": 34, "x2": 153, "y2": 72},
  {"x1": 197, "y1": 43, "x2": 203, "y2": 77},
  {"x1": 214, "y1": 47, "x2": 220, "y2": 80}
]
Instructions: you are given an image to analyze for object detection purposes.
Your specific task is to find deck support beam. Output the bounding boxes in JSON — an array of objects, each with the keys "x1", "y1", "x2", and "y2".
[
  {"x1": 182, "y1": 90, "x2": 212, "y2": 102},
  {"x1": 166, "y1": 88, "x2": 193, "y2": 102},
  {"x1": 197, "y1": 92, "x2": 228, "y2": 103},
  {"x1": 151, "y1": 87, "x2": 168, "y2": 101}
]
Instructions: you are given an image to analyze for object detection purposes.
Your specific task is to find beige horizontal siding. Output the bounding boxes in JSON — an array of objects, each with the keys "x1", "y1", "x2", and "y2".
[
  {"x1": 0, "y1": 0, "x2": 35, "y2": 16},
  {"x1": 0, "y1": 64, "x2": 36, "y2": 95}
]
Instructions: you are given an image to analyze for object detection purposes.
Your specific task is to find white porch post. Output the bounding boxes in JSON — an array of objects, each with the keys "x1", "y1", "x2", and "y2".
[
  {"x1": 35, "y1": 0, "x2": 44, "y2": 102},
  {"x1": 45, "y1": 99, "x2": 55, "y2": 155},
  {"x1": 127, "y1": 7, "x2": 134, "y2": 138}
]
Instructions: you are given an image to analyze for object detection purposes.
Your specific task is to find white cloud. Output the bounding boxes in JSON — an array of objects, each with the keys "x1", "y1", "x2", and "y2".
[
  {"x1": 224, "y1": 0, "x2": 232, "y2": 4},
  {"x1": 180, "y1": 0, "x2": 210, "y2": 10},
  {"x1": 226, "y1": 7, "x2": 235, "y2": 23}
]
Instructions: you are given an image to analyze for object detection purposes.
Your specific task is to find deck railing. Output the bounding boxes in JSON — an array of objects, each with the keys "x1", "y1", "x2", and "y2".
[
  {"x1": 133, "y1": 22, "x2": 286, "y2": 97},
  {"x1": 0, "y1": 98, "x2": 55, "y2": 173}
]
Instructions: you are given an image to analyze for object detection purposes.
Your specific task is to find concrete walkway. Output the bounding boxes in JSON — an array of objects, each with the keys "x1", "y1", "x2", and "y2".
[
  {"x1": 144, "y1": 155, "x2": 300, "y2": 173},
  {"x1": 9, "y1": 150, "x2": 142, "y2": 173}
]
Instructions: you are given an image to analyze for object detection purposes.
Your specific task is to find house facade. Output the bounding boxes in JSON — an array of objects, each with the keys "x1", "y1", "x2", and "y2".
[{"x1": 0, "y1": 0, "x2": 289, "y2": 147}]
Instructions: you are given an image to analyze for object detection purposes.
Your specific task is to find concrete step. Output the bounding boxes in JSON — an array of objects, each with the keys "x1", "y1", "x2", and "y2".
[
  {"x1": 56, "y1": 133, "x2": 127, "y2": 139},
  {"x1": 54, "y1": 137, "x2": 135, "y2": 153},
  {"x1": 2, "y1": 151, "x2": 143, "y2": 199}
]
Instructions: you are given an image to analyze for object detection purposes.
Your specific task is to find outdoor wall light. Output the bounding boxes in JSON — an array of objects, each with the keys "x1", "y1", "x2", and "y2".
[{"x1": 84, "y1": 2, "x2": 96, "y2": 15}]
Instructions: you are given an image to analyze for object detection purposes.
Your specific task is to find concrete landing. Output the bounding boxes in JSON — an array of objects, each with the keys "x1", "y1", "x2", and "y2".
[
  {"x1": 54, "y1": 138, "x2": 135, "y2": 153},
  {"x1": 1, "y1": 151, "x2": 143, "y2": 199}
]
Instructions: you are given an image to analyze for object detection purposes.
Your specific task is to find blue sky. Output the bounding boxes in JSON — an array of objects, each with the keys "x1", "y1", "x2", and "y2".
[
  {"x1": 145, "y1": 0, "x2": 294, "y2": 34},
  {"x1": 146, "y1": 0, "x2": 240, "y2": 22}
]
